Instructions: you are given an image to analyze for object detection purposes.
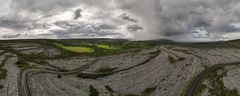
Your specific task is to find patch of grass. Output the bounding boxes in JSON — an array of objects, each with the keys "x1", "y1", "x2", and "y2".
[
  {"x1": 168, "y1": 56, "x2": 177, "y2": 64},
  {"x1": 0, "y1": 69, "x2": 7, "y2": 79},
  {"x1": 141, "y1": 87, "x2": 157, "y2": 96},
  {"x1": 54, "y1": 43, "x2": 95, "y2": 53},
  {"x1": 195, "y1": 83, "x2": 207, "y2": 96},
  {"x1": 0, "y1": 85, "x2": 3, "y2": 89},
  {"x1": 168, "y1": 56, "x2": 185, "y2": 64},
  {"x1": 96, "y1": 44, "x2": 119, "y2": 50},
  {"x1": 179, "y1": 57, "x2": 185, "y2": 61},
  {"x1": 122, "y1": 42, "x2": 148, "y2": 49},
  {"x1": 15, "y1": 58, "x2": 36, "y2": 70},
  {"x1": 57, "y1": 74, "x2": 63, "y2": 78},
  {"x1": 105, "y1": 85, "x2": 114, "y2": 92},
  {"x1": 0, "y1": 56, "x2": 10, "y2": 80},
  {"x1": 0, "y1": 56, "x2": 9, "y2": 68},
  {"x1": 17, "y1": 63, "x2": 32, "y2": 69},
  {"x1": 90, "y1": 85, "x2": 99, "y2": 96},
  {"x1": 194, "y1": 67, "x2": 240, "y2": 96},
  {"x1": 63, "y1": 46, "x2": 94, "y2": 53},
  {"x1": 51, "y1": 41, "x2": 157, "y2": 58}
]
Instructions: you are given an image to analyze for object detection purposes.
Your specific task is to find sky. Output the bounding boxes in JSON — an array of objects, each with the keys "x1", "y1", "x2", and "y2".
[{"x1": 0, "y1": 0, "x2": 240, "y2": 42}]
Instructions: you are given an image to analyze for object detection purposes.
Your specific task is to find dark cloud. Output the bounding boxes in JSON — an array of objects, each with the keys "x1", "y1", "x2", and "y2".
[
  {"x1": 120, "y1": 13, "x2": 138, "y2": 23},
  {"x1": 115, "y1": 0, "x2": 240, "y2": 40},
  {"x1": 73, "y1": 9, "x2": 82, "y2": 20},
  {"x1": 49, "y1": 21, "x2": 122, "y2": 38},
  {"x1": 0, "y1": 20, "x2": 28, "y2": 30},
  {"x1": 127, "y1": 25, "x2": 143, "y2": 32}
]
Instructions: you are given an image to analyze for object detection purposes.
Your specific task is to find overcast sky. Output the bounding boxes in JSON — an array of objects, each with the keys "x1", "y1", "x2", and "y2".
[{"x1": 0, "y1": 0, "x2": 240, "y2": 42}]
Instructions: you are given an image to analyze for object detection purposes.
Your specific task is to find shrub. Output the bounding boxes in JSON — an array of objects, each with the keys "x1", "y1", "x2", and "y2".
[
  {"x1": 90, "y1": 85, "x2": 99, "y2": 96},
  {"x1": 95, "y1": 67, "x2": 117, "y2": 74},
  {"x1": 76, "y1": 73, "x2": 109, "y2": 79},
  {"x1": 105, "y1": 85, "x2": 113, "y2": 92},
  {"x1": 141, "y1": 87, "x2": 157, "y2": 95},
  {"x1": 0, "y1": 85, "x2": 4, "y2": 89},
  {"x1": 0, "y1": 69, "x2": 7, "y2": 79},
  {"x1": 57, "y1": 74, "x2": 62, "y2": 78}
]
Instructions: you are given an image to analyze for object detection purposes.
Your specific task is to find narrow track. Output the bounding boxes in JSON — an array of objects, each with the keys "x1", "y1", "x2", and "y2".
[
  {"x1": 186, "y1": 62, "x2": 240, "y2": 96},
  {"x1": 20, "y1": 59, "x2": 99, "y2": 96}
]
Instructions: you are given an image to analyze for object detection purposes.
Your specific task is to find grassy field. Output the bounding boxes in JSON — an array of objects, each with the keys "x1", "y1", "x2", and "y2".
[
  {"x1": 52, "y1": 40, "x2": 157, "y2": 57},
  {"x1": 96, "y1": 44, "x2": 119, "y2": 50},
  {"x1": 54, "y1": 43, "x2": 95, "y2": 53}
]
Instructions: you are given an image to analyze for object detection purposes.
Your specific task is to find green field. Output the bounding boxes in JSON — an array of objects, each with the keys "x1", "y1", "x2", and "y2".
[
  {"x1": 51, "y1": 40, "x2": 156, "y2": 57},
  {"x1": 54, "y1": 43, "x2": 95, "y2": 53},
  {"x1": 96, "y1": 44, "x2": 119, "y2": 50}
]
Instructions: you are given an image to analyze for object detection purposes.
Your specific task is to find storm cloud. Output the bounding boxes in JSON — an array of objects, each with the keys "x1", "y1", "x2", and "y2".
[{"x1": 0, "y1": 0, "x2": 240, "y2": 41}]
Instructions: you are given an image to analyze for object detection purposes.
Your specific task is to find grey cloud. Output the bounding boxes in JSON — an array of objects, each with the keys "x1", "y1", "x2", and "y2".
[
  {"x1": 49, "y1": 21, "x2": 122, "y2": 38},
  {"x1": 0, "y1": 20, "x2": 27, "y2": 29},
  {"x1": 54, "y1": 21, "x2": 118, "y2": 30},
  {"x1": 0, "y1": 20, "x2": 48, "y2": 31},
  {"x1": 11, "y1": 0, "x2": 76, "y2": 13},
  {"x1": 10, "y1": 0, "x2": 113, "y2": 14},
  {"x1": 159, "y1": 0, "x2": 240, "y2": 36},
  {"x1": 115, "y1": 0, "x2": 240, "y2": 39},
  {"x1": 127, "y1": 25, "x2": 143, "y2": 32},
  {"x1": 120, "y1": 13, "x2": 138, "y2": 23},
  {"x1": 74, "y1": 9, "x2": 82, "y2": 20},
  {"x1": 1, "y1": 0, "x2": 240, "y2": 41},
  {"x1": 2, "y1": 34, "x2": 21, "y2": 38}
]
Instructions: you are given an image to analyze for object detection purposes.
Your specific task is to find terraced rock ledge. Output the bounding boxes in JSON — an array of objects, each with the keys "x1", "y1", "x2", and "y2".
[{"x1": 0, "y1": 39, "x2": 239, "y2": 96}]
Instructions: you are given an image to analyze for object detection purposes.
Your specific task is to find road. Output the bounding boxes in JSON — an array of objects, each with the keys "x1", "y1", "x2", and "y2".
[
  {"x1": 186, "y1": 62, "x2": 240, "y2": 96},
  {"x1": 20, "y1": 59, "x2": 99, "y2": 96}
]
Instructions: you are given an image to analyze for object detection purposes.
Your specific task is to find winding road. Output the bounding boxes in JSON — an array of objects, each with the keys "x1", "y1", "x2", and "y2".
[
  {"x1": 20, "y1": 49, "x2": 161, "y2": 96},
  {"x1": 186, "y1": 62, "x2": 240, "y2": 96},
  {"x1": 20, "y1": 59, "x2": 99, "y2": 96}
]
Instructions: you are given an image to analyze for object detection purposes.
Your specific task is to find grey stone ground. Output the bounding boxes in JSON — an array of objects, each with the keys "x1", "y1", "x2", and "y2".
[{"x1": 0, "y1": 42, "x2": 239, "y2": 96}]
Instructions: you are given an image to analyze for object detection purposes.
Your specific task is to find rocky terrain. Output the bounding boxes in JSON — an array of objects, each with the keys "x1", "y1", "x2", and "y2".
[{"x1": 0, "y1": 39, "x2": 239, "y2": 96}]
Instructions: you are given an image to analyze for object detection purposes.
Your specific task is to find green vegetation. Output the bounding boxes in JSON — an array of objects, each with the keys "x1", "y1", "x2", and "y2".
[
  {"x1": 195, "y1": 83, "x2": 207, "y2": 96},
  {"x1": 168, "y1": 56, "x2": 185, "y2": 64},
  {"x1": 122, "y1": 42, "x2": 149, "y2": 49},
  {"x1": 57, "y1": 74, "x2": 63, "y2": 78},
  {"x1": 0, "y1": 85, "x2": 3, "y2": 89},
  {"x1": 0, "y1": 69, "x2": 7, "y2": 79},
  {"x1": 194, "y1": 67, "x2": 240, "y2": 96},
  {"x1": 54, "y1": 43, "x2": 95, "y2": 53},
  {"x1": 0, "y1": 55, "x2": 10, "y2": 89},
  {"x1": 95, "y1": 67, "x2": 117, "y2": 74},
  {"x1": 76, "y1": 73, "x2": 109, "y2": 79},
  {"x1": 53, "y1": 40, "x2": 156, "y2": 57},
  {"x1": 96, "y1": 44, "x2": 119, "y2": 50},
  {"x1": 141, "y1": 87, "x2": 157, "y2": 96},
  {"x1": 90, "y1": 85, "x2": 99, "y2": 96},
  {"x1": 0, "y1": 55, "x2": 11, "y2": 80},
  {"x1": 15, "y1": 57, "x2": 36, "y2": 70},
  {"x1": 105, "y1": 85, "x2": 114, "y2": 92},
  {"x1": 124, "y1": 94, "x2": 138, "y2": 96},
  {"x1": 168, "y1": 56, "x2": 177, "y2": 64}
]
